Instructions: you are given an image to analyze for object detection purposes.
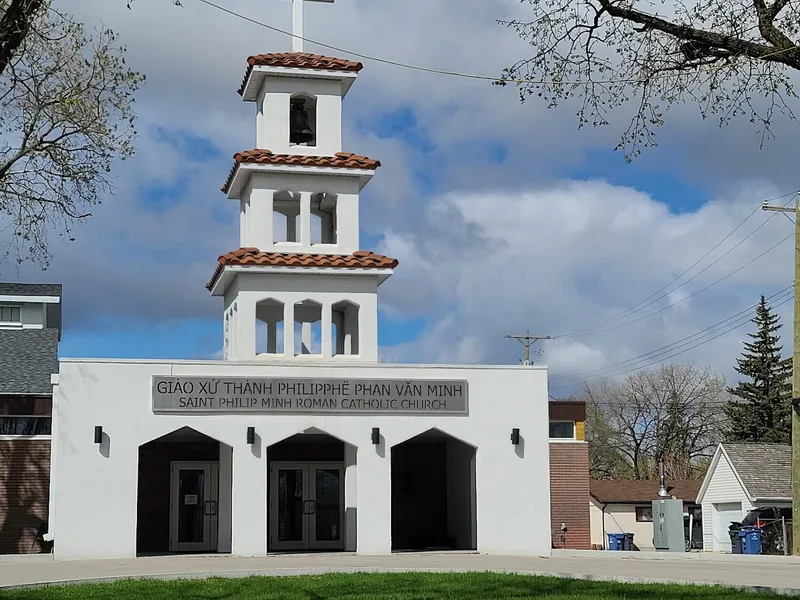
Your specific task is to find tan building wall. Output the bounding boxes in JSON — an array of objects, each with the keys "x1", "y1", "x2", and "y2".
[{"x1": 589, "y1": 499, "x2": 656, "y2": 550}]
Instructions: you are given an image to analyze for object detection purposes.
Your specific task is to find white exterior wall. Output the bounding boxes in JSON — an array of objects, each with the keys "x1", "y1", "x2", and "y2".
[
  {"x1": 257, "y1": 78, "x2": 343, "y2": 156},
  {"x1": 590, "y1": 499, "x2": 656, "y2": 550},
  {"x1": 239, "y1": 173, "x2": 360, "y2": 255},
  {"x1": 699, "y1": 453, "x2": 752, "y2": 552},
  {"x1": 223, "y1": 273, "x2": 379, "y2": 361},
  {"x1": 50, "y1": 359, "x2": 551, "y2": 560},
  {"x1": 589, "y1": 498, "x2": 604, "y2": 548},
  {"x1": 20, "y1": 302, "x2": 45, "y2": 327}
]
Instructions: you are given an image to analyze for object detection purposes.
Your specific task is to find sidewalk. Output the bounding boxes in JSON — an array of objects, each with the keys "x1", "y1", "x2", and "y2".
[{"x1": 1, "y1": 552, "x2": 799, "y2": 594}]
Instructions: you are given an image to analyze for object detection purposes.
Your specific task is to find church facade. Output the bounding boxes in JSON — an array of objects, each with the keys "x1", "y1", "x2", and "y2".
[{"x1": 47, "y1": 22, "x2": 551, "y2": 560}]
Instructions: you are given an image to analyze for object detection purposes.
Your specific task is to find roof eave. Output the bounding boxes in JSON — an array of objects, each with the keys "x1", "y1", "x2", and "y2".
[
  {"x1": 0, "y1": 294, "x2": 60, "y2": 304},
  {"x1": 752, "y1": 496, "x2": 793, "y2": 504},
  {"x1": 209, "y1": 264, "x2": 395, "y2": 296},
  {"x1": 224, "y1": 162, "x2": 376, "y2": 198},
  {"x1": 0, "y1": 390, "x2": 54, "y2": 397},
  {"x1": 241, "y1": 66, "x2": 358, "y2": 101}
]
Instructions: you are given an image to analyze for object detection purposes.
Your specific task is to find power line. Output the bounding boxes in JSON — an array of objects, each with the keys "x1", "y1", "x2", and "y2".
[
  {"x1": 557, "y1": 290, "x2": 794, "y2": 387},
  {"x1": 556, "y1": 191, "x2": 798, "y2": 338},
  {"x1": 550, "y1": 286, "x2": 793, "y2": 387},
  {"x1": 550, "y1": 290, "x2": 795, "y2": 391},
  {"x1": 556, "y1": 227, "x2": 794, "y2": 341},
  {"x1": 191, "y1": 0, "x2": 800, "y2": 86}
]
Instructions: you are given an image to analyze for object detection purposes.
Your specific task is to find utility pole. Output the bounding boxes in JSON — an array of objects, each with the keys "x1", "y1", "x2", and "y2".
[
  {"x1": 762, "y1": 195, "x2": 800, "y2": 555},
  {"x1": 505, "y1": 330, "x2": 552, "y2": 365}
]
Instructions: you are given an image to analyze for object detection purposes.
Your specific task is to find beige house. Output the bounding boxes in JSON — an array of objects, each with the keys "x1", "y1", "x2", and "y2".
[{"x1": 590, "y1": 480, "x2": 702, "y2": 551}]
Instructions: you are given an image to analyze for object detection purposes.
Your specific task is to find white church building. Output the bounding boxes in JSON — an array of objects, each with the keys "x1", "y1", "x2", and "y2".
[{"x1": 47, "y1": 0, "x2": 551, "y2": 561}]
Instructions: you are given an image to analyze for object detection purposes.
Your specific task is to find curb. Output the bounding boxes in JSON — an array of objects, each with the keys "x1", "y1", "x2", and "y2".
[
  {"x1": 2, "y1": 566, "x2": 800, "y2": 595},
  {"x1": 552, "y1": 549, "x2": 800, "y2": 564}
]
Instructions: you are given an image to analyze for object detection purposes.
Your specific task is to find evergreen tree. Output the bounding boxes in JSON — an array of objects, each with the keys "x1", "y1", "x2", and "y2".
[{"x1": 724, "y1": 296, "x2": 792, "y2": 443}]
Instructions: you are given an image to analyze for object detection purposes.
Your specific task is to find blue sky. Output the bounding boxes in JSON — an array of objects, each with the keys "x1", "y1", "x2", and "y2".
[{"x1": 5, "y1": 0, "x2": 798, "y2": 392}]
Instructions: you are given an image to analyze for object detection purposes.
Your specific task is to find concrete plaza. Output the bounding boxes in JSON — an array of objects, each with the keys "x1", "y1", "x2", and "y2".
[{"x1": 1, "y1": 551, "x2": 800, "y2": 594}]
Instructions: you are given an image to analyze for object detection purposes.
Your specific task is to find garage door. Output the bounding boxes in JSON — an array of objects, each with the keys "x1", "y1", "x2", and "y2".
[{"x1": 713, "y1": 502, "x2": 742, "y2": 551}]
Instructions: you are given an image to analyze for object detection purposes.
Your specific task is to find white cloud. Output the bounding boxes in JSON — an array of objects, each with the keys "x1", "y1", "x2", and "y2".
[
  {"x1": 377, "y1": 180, "x2": 795, "y2": 395},
  {"x1": 2, "y1": 0, "x2": 796, "y2": 388}
]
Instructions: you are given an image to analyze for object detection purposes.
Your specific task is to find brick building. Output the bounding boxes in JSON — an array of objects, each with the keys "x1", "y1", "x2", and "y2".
[
  {"x1": 0, "y1": 283, "x2": 61, "y2": 554},
  {"x1": 549, "y1": 398, "x2": 590, "y2": 550}
]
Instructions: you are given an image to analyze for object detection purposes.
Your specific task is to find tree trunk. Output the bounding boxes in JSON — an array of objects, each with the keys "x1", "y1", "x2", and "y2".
[{"x1": 0, "y1": 0, "x2": 44, "y2": 77}]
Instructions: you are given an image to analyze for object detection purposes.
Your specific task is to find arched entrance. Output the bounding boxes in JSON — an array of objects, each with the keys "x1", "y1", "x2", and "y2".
[
  {"x1": 136, "y1": 427, "x2": 232, "y2": 555},
  {"x1": 391, "y1": 428, "x2": 477, "y2": 551},
  {"x1": 267, "y1": 430, "x2": 356, "y2": 552}
]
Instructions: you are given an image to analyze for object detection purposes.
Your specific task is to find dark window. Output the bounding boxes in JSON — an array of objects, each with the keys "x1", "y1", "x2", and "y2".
[
  {"x1": 636, "y1": 506, "x2": 653, "y2": 522},
  {"x1": 0, "y1": 305, "x2": 21, "y2": 322},
  {"x1": 0, "y1": 397, "x2": 52, "y2": 436},
  {"x1": 0, "y1": 417, "x2": 51, "y2": 435},
  {"x1": 549, "y1": 421, "x2": 575, "y2": 439}
]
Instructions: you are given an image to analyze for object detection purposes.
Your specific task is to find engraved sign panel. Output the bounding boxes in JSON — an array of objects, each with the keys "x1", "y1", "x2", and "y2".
[{"x1": 152, "y1": 376, "x2": 469, "y2": 416}]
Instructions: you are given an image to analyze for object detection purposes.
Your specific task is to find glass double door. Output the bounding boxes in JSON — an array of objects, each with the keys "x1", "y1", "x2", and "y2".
[
  {"x1": 270, "y1": 461, "x2": 344, "y2": 551},
  {"x1": 169, "y1": 461, "x2": 219, "y2": 552}
]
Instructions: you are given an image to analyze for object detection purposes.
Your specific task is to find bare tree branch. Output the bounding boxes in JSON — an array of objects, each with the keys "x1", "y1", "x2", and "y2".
[
  {"x1": 583, "y1": 363, "x2": 726, "y2": 480},
  {"x1": 499, "y1": 0, "x2": 800, "y2": 159}
]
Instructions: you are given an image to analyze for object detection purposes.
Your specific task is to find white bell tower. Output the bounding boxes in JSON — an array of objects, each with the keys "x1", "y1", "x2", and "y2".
[{"x1": 207, "y1": 0, "x2": 396, "y2": 363}]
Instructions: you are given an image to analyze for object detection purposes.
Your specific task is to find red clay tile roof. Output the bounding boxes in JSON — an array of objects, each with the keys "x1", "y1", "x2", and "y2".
[
  {"x1": 222, "y1": 150, "x2": 381, "y2": 193},
  {"x1": 207, "y1": 248, "x2": 398, "y2": 290},
  {"x1": 238, "y1": 53, "x2": 363, "y2": 95},
  {"x1": 590, "y1": 480, "x2": 702, "y2": 504}
]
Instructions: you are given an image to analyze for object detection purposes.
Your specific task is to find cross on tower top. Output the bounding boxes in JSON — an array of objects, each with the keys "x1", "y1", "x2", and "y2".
[{"x1": 291, "y1": 0, "x2": 335, "y2": 53}]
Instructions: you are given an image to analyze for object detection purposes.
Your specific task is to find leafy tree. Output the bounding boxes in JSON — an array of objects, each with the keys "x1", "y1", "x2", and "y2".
[
  {"x1": 724, "y1": 295, "x2": 792, "y2": 443},
  {"x1": 498, "y1": 0, "x2": 800, "y2": 159},
  {"x1": 0, "y1": 1, "x2": 144, "y2": 269}
]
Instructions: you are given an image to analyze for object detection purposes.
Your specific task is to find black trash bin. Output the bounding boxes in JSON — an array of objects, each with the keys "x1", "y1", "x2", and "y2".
[
  {"x1": 729, "y1": 523, "x2": 742, "y2": 554},
  {"x1": 623, "y1": 533, "x2": 635, "y2": 551}
]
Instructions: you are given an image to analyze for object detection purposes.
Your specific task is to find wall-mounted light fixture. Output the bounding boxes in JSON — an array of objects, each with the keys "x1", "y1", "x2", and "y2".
[
  {"x1": 371, "y1": 427, "x2": 380, "y2": 445},
  {"x1": 510, "y1": 428, "x2": 520, "y2": 446},
  {"x1": 246, "y1": 426, "x2": 255, "y2": 445},
  {"x1": 94, "y1": 426, "x2": 103, "y2": 444}
]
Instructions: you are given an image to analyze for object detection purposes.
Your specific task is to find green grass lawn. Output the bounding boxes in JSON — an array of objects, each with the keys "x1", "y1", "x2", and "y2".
[{"x1": 0, "y1": 572, "x2": 791, "y2": 600}]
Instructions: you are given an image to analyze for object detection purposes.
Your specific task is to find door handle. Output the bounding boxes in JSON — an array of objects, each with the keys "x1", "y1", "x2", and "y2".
[
  {"x1": 204, "y1": 501, "x2": 212, "y2": 516},
  {"x1": 308, "y1": 500, "x2": 316, "y2": 515},
  {"x1": 210, "y1": 501, "x2": 217, "y2": 516}
]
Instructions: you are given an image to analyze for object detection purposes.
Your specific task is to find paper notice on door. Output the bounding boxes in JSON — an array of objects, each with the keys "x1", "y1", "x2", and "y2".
[{"x1": 184, "y1": 494, "x2": 198, "y2": 505}]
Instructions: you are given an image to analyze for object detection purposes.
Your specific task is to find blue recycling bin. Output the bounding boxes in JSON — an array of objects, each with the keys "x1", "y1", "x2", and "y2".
[
  {"x1": 607, "y1": 533, "x2": 626, "y2": 550},
  {"x1": 739, "y1": 528, "x2": 762, "y2": 555}
]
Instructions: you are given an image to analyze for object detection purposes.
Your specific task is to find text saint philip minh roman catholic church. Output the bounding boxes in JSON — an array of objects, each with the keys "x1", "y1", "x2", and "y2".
[{"x1": 47, "y1": 0, "x2": 551, "y2": 560}]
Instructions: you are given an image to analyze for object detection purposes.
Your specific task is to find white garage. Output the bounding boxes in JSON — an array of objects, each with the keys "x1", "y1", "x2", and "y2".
[
  {"x1": 696, "y1": 443, "x2": 792, "y2": 552},
  {"x1": 712, "y1": 502, "x2": 743, "y2": 551}
]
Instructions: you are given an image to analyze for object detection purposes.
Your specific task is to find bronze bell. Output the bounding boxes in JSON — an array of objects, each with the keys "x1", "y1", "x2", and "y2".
[{"x1": 289, "y1": 98, "x2": 314, "y2": 144}]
